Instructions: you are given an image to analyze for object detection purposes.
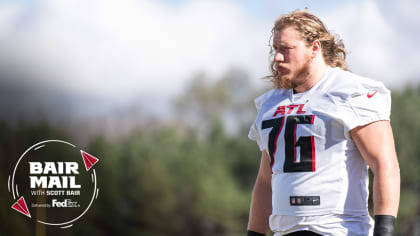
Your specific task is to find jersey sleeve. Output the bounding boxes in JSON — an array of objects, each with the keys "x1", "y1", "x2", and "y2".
[
  {"x1": 248, "y1": 121, "x2": 265, "y2": 151},
  {"x1": 339, "y1": 78, "x2": 391, "y2": 135},
  {"x1": 248, "y1": 93, "x2": 267, "y2": 151}
]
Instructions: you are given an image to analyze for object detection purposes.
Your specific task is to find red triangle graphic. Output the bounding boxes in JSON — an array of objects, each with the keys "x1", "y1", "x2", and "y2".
[
  {"x1": 18, "y1": 197, "x2": 29, "y2": 214},
  {"x1": 83, "y1": 155, "x2": 93, "y2": 170},
  {"x1": 81, "y1": 150, "x2": 99, "y2": 171},
  {"x1": 12, "y1": 202, "x2": 25, "y2": 214},
  {"x1": 11, "y1": 196, "x2": 31, "y2": 218}
]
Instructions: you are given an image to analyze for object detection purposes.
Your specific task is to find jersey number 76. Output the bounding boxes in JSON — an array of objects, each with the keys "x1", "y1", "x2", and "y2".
[{"x1": 262, "y1": 115, "x2": 315, "y2": 172}]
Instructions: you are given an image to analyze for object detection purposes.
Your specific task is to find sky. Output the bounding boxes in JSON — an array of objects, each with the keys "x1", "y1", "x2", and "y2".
[{"x1": 0, "y1": 0, "x2": 419, "y2": 119}]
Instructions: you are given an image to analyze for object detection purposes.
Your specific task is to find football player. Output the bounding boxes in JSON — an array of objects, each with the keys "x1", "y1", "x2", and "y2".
[{"x1": 247, "y1": 10, "x2": 400, "y2": 236}]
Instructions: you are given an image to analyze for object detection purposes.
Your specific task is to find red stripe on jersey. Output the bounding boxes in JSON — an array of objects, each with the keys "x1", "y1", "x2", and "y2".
[
  {"x1": 311, "y1": 136, "x2": 316, "y2": 171},
  {"x1": 293, "y1": 123, "x2": 297, "y2": 163},
  {"x1": 311, "y1": 115, "x2": 315, "y2": 171},
  {"x1": 271, "y1": 117, "x2": 285, "y2": 172}
]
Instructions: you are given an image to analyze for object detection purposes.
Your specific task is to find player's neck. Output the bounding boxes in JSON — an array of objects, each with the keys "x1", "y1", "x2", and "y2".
[{"x1": 294, "y1": 60, "x2": 329, "y2": 93}]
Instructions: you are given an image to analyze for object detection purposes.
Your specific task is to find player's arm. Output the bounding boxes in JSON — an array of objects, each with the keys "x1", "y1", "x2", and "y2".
[
  {"x1": 247, "y1": 151, "x2": 272, "y2": 236},
  {"x1": 351, "y1": 120, "x2": 400, "y2": 235}
]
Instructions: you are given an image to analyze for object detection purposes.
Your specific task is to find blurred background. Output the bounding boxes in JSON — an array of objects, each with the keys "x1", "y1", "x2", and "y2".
[{"x1": 1, "y1": 0, "x2": 419, "y2": 235}]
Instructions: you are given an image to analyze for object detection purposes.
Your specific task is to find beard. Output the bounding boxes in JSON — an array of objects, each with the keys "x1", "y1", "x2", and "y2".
[{"x1": 276, "y1": 56, "x2": 312, "y2": 90}]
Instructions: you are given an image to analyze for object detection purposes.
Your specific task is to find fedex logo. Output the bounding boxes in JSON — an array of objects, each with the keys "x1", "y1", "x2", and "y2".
[{"x1": 273, "y1": 104, "x2": 306, "y2": 117}]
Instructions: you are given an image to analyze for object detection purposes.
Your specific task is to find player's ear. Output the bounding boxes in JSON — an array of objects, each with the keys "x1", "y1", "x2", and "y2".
[{"x1": 311, "y1": 40, "x2": 321, "y2": 58}]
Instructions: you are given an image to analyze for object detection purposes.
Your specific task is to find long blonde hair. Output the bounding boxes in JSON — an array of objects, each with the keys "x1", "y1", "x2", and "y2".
[{"x1": 266, "y1": 10, "x2": 347, "y2": 89}]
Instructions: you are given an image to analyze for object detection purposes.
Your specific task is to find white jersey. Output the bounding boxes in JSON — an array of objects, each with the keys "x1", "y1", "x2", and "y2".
[{"x1": 248, "y1": 67, "x2": 390, "y2": 223}]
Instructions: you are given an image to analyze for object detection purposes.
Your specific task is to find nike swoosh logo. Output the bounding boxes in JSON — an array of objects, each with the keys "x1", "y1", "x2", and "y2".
[{"x1": 367, "y1": 91, "x2": 377, "y2": 98}]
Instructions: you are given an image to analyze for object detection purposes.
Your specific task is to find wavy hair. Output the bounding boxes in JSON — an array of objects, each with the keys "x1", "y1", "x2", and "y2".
[{"x1": 265, "y1": 10, "x2": 348, "y2": 89}]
